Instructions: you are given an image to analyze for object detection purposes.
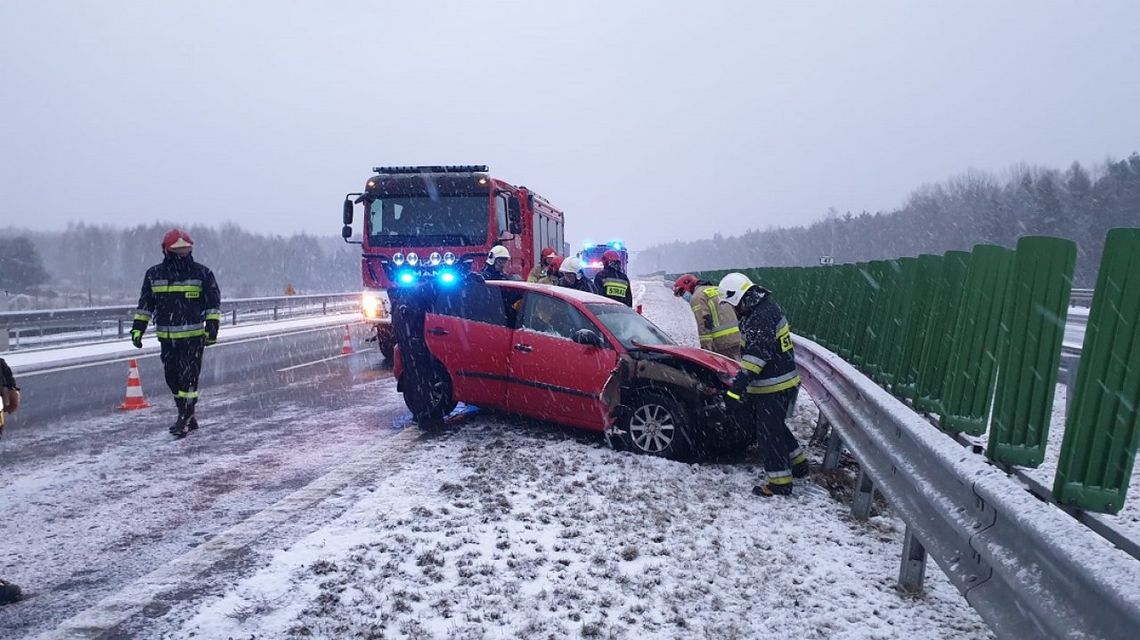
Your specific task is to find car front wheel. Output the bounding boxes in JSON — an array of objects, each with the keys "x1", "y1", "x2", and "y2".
[
  {"x1": 402, "y1": 363, "x2": 456, "y2": 430},
  {"x1": 617, "y1": 390, "x2": 693, "y2": 461}
]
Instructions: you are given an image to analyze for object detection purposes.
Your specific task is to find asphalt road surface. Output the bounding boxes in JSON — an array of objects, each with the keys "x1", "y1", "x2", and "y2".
[{"x1": 0, "y1": 343, "x2": 408, "y2": 638}]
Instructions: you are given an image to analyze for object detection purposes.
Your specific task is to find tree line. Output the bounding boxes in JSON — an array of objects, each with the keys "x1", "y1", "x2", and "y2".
[
  {"x1": 630, "y1": 154, "x2": 1140, "y2": 287},
  {"x1": 0, "y1": 223, "x2": 360, "y2": 306}
]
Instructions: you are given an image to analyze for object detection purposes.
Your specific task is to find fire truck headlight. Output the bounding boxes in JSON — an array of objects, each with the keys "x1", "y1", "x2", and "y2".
[
  {"x1": 443, "y1": 251, "x2": 456, "y2": 265},
  {"x1": 361, "y1": 291, "x2": 383, "y2": 319},
  {"x1": 428, "y1": 252, "x2": 442, "y2": 266},
  {"x1": 392, "y1": 252, "x2": 405, "y2": 266},
  {"x1": 406, "y1": 252, "x2": 419, "y2": 266},
  {"x1": 397, "y1": 270, "x2": 416, "y2": 285}
]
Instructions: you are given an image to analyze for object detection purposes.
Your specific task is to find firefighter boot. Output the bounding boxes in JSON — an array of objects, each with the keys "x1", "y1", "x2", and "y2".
[
  {"x1": 186, "y1": 398, "x2": 199, "y2": 431},
  {"x1": 0, "y1": 579, "x2": 22, "y2": 605},
  {"x1": 169, "y1": 398, "x2": 190, "y2": 437},
  {"x1": 752, "y1": 483, "x2": 794, "y2": 497},
  {"x1": 790, "y1": 448, "x2": 810, "y2": 479}
]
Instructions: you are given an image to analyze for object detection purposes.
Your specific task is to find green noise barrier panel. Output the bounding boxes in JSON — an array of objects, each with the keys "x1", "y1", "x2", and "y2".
[
  {"x1": 1053, "y1": 228, "x2": 1140, "y2": 514},
  {"x1": 914, "y1": 250, "x2": 971, "y2": 413},
  {"x1": 987, "y1": 236, "x2": 1076, "y2": 467},
  {"x1": 894, "y1": 254, "x2": 942, "y2": 400},
  {"x1": 939, "y1": 245, "x2": 1015, "y2": 434}
]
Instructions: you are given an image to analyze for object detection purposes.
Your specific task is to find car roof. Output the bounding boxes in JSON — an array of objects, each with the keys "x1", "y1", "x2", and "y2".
[{"x1": 489, "y1": 280, "x2": 624, "y2": 305}]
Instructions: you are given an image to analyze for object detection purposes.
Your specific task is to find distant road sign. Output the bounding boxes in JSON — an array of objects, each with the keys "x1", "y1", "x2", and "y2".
[{"x1": 819, "y1": 256, "x2": 835, "y2": 266}]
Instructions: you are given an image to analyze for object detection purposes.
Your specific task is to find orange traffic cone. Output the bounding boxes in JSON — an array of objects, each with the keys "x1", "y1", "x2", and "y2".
[
  {"x1": 118, "y1": 359, "x2": 151, "y2": 410},
  {"x1": 341, "y1": 325, "x2": 353, "y2": 355}
]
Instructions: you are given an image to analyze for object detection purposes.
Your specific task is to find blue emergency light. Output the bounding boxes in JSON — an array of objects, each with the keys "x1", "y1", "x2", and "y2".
[
  {"x1": 610, "y1": 241, "x2": 623, "y2": 250},
  {"x1": 438, "y1": 271, "x2": 457, "y2": 285},
  {"x1": 397, "y1": 271, "x2": 416, "y2": 285}
]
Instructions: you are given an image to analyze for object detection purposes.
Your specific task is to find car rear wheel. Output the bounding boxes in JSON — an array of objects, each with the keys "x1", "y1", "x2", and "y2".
[
  {"x1": 402, "y1": 363, "x2": 456, "y2": 430},
  {"x1": 617, "y1": 389, "x2": 693, "y2": 461}
]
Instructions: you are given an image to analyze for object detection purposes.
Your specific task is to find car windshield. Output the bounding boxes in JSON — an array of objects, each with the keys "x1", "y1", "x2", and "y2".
[
  {"x1": 586, "y1": 303, "x2": 676, "y2": 349},
  {"x1": 367, "y1": 195, "x2": 489, "y2": 247}
]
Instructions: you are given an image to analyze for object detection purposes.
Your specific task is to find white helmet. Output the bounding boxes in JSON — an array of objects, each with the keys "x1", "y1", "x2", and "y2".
[
  {"x1": 486, "y1": 245, "x2": 511, "y2": 264},
  {"x1": 718, "y1": 272, "x2": 754, "y2": 307},
  {"x1": 559, "y1": 255, "x2": 583, "y2": 274}
]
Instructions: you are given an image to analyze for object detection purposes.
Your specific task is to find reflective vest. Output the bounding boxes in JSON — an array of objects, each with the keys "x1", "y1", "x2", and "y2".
[{"x1": 737, "y1": 293, "x2": 799, "y2": 394}]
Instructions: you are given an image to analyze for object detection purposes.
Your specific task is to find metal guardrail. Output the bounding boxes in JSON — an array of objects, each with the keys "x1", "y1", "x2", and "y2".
[
  {"x1": 1070, "y1": 287, "x2": 1093, "y2": 306},
  {"x1": 797, "y1": 335, "x2": 1140, "y2": 640},
  {"x1": 0, "y1": 292, "x2": 361, "y2": 352}
]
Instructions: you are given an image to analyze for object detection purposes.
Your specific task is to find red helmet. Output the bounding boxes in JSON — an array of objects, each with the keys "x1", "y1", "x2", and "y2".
[
  {"x1": 673, "y1": 274, "x2": 700, "y2": 296},
  {"x1": 602, "y1": 249, "x2": 621, "y2": 264},
  {"x1": 549, "y1": 255, "x2": 565, "y2": 272},
  {"x1": 161, "y1": 228, "x2": 194, "y2": 252},
  {"x1": 541, "y1": 246, "x2": 557, "y2": 262}
]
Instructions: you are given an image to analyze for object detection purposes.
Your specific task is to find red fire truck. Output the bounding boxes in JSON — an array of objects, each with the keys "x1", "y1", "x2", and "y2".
[{"x1": 342, "y1": 165, "x2": 566, "y2": 359}]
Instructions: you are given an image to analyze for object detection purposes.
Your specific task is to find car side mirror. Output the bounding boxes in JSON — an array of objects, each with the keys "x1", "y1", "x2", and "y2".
[{"x1": 572, "y1": 328, "x2": 603, "y2": 347}]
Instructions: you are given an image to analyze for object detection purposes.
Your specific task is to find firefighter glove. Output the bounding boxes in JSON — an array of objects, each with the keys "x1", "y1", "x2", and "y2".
[
  {"x1": 728, "y1": 371, "x2": 749, "y2": 398},
  {"x1": 130, "y1": 329, "x2": 144, "y2": 349},
  {"x1": 205, "y1": 320, "x2": 219, "y2": 346}
]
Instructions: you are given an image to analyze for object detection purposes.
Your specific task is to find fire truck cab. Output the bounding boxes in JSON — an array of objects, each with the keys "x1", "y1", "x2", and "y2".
[{"x1": 342, "y1": 165, "x2": 565, "y2": 359}]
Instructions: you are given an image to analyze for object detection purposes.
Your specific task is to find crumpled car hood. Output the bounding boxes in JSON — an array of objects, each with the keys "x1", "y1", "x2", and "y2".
[{"x1": 629, "y1": 342, "x2": 740, "y2": 378}]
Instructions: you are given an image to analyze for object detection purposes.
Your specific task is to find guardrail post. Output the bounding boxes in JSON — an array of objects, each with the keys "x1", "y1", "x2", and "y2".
[
  {"x1": 117, "y1": 318, "x2": 124, "y2": 338},
  {"x1": 273, "y1": 305, "x2": 279, "y2": 321},
  {"x1": 852, "y1": 467, "x2": 875, "y2": 520},
  {"x1": 897, "y1": 526, "x2": 927, "y2": 594},
  {"x1": 823, "y1": 429, "x2": 844, "y2": 472},
  {"x1": 231, "y1": 310, "x2": 238, "y2": 325},
  {"x1": 322, "y1": 301, "x2": 327, "y2": 315},
  {"x1": 0, "y1": 327, "x2": 8, "y2": 352}
]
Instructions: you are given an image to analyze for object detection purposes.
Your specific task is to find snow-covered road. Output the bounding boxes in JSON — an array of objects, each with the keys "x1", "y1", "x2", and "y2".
[{"x1": 1, "y1": 280, "x2": 998, "y2": 639}]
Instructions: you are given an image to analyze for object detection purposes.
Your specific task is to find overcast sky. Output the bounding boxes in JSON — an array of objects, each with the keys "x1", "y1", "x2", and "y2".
[{"x1": 2, "y1": 1, "x2": 1138, "y2": 250}]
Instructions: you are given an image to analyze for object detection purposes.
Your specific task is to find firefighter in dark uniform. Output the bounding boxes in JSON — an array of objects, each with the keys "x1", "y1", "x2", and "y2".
[
  {"x1": 131, "y1": 229, "x2": 221, "y2": 437},
  {"x1": 719, "y1": 272, "x2": 807, "y2": 496},
  {"x1": 593, "y1": 249, "x2": 633, "y2": 306},
  {"x1": 557, "y1": 256, "x2": 597, "y2": 293},
  {"x1": 481, "y1": 245, "x2": 512, "y2": 281},
  {"x1": 0, "y1": 357, "x2": 23, "y2": 605}
]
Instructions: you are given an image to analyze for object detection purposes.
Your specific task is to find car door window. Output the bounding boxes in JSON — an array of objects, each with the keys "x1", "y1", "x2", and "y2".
[
  {"x1": 433, "y1": 282, "x2": 508, "y2": 327},
  {"x1": 519, "y1": 293, "x2": 602, "y2": 343}
]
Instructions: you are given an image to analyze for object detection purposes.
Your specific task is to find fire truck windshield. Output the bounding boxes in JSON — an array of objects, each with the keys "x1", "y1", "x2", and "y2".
[{"x1": 366, "y1": 195, "x2": 489, "y2": 247}]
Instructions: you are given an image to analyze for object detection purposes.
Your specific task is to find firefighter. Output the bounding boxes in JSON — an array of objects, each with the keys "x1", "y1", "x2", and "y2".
[
  {"x1": 557, "y1": 256, "x2": 596, "y2": 293},
  {"x1": 0, "y1": 357, "x2": 22, "y2": 604},
  {"x1": 527, "y1": 247, "x2": 559, "y2": 284},
  {"x1": 593, "y1": 249, "x2": 633, "y2": 306},
  {"x1": 482, "y1": 245, "x2": 512, "y2": 281},
  {"x1": 131, "y1": 229, "x2": 222, "y2": 438},
  {"x1": 719, "y1": 272, "x2": 807, "y2": 496},
  {"x1": 673, "y1": 274, "x2": 742, "y2": 360}
]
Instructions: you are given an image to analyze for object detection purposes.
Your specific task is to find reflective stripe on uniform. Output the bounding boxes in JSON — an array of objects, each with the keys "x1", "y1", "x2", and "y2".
[
  {"x1": 204, "y1": 308, "x2": 222, "y2": 321},
  {"x1": 768, "y1": 471, "x2": 794, "y2": 485},
  {"x1": 151, "y1": 279, "x2": 203, "y2": 294},
  {"x1": 789, "y1": 447, "x2": 806, "y2": 465},
  {"x1": 156, "y1": 329, "x2": 206, "y2": 339},
  {"x1": 747, "y1": 370, "x2": 801, "y2": 394},
  {"x1": 703, "y1": 288, "x2": 720, "y2": 327},
  {"x1": 602, "y1": 278, "x2": 629, "y2": 298},
  {"x1": 134, "y1": 309, "x2": 152, "y2": 321},
  {"x1": 739, "y1": 354, "x2": 766, "y2": 374},
  {"x1": 175, "y1": 390, "x2": 200, "y2": 399}
]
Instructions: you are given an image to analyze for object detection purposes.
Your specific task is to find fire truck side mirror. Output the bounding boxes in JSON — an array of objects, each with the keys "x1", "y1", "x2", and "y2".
[
  {"x1": 507, "y1": 197, "x2": 522, "y2": 234},
  {"x1": 341, "y1": 225, "x2": 353, "y2": 239},
  {"x1": 343, "y1": 199, "x2": 354, "y2": 225}
]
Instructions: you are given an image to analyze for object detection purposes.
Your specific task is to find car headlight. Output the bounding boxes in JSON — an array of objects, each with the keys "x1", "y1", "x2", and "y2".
[{"x1": 362, "y1": 291, "x2": 383, "y2": 319}]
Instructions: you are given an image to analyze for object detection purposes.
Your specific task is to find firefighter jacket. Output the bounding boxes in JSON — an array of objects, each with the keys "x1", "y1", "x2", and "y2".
[
  {"x1": 593, "y1": 266, "x2": 633, "y2": 306},
  {"x1": 561, "y1": 276, "x2": 597, "y2": 294},
  {"x1": 132, "y1": 254, "x2": 222, "y2": 341},
  {"x1": 527, "y1": 264, "x2": 553, "y2": 284},
  {"x1": 733, "y1": 290, "x2": 799, "y2": 395},
  {"x1": 481, "y1": 264, "x2": 509, "y2": 281},
  {"x1": 689, "y1": 285, "x2": 742, "y2": 355}
]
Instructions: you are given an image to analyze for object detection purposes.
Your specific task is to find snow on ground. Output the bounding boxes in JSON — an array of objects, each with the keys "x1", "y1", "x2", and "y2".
[{"x1": 162, "y1": 280, "x2": 990, "y2": 639}]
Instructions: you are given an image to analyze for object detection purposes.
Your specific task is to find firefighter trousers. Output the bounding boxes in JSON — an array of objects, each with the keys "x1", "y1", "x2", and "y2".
[
  {"x1": 743, "y1": 386, "x2": 802, "y2": 478},
  {"x1": 159, "y1": 337, "x2": 205, "y2": 406}
]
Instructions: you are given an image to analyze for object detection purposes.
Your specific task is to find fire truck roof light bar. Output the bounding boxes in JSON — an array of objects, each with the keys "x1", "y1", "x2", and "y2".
[{"x1": 372, "y1": 165, "x2": 488, "y2": 174}]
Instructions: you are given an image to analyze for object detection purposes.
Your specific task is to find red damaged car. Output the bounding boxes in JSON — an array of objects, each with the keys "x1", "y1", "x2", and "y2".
[{"x1": 392, "y1": 280, "x2": 748, "y2": 460}]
